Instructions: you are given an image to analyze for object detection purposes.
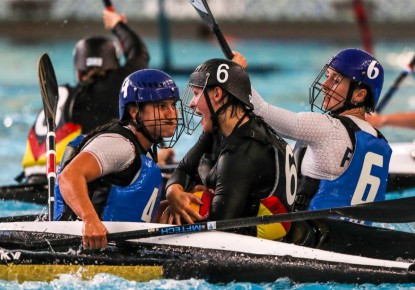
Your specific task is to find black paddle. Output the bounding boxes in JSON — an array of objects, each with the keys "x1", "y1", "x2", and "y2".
[
  {"x1": 375, "y1": 53, "x2": 415, "y2": 113},
  {"x1": 187, "y1": 1, "x2": 276, "y2": 74},
  {"x1": 20, "y1": 196, "x2": 415, "y2": 249},
  {"x1": 38, "y1": 53, "x2": 59, "y2": 221},
  {"x1": 188, "y1": 0, "x2": 233, "y2": 59}
]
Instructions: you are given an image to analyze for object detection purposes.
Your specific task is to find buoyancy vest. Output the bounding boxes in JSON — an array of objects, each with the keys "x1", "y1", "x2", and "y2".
[
  {"x1": 243, "y1": 126, "x2": 297, "y2": 239},
  {"x1": 201, "y1": 120, "x2": 298, "y2": 240},
  {"x1": 54, "y1": 123, "x2": 162, "y2": 222},
  {"x1": 100, "y1": 156, "x2": 162, "y2": 222},
  {"x1": 294, "y1": 116, "x2": 392, "y2": 222}
]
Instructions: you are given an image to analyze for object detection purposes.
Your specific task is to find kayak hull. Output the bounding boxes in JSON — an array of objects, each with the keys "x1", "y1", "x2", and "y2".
[{"x1": 0, "y1": 221, "x2": 414, "y2": 284}]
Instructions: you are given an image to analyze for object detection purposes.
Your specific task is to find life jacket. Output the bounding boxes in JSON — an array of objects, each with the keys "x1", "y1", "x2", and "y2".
[
  {"x1": 294, "y1": 116, "x2": 392, "y2": 223},
  {"x1": 199, "y1": 120, "x2": 298, "y2": 240},
  {"x1": 100, "y1": 154, "x2": 162, "y2": 222},
  {"x1": 247, "y1": 126, "x2": 297, "y2": 240},
  {"x1": 54, "y1": 123, "x2": 162, "y2": 223},
  {"x1": 21, "y1": 85, "x2": 81, "y2": 177}
]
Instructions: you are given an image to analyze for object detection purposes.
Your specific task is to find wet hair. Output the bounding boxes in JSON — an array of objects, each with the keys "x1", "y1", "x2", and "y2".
[{"x1": 205, "y1": 86, "x2": 246, "y2": 118}]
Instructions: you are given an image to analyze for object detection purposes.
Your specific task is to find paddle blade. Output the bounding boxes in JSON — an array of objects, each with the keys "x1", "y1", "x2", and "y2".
[
  {"x1": 38, "y1": 53, "x2": 58, "y2": 122},
  {"x1": 188, "y1": 0, "x2": 216, "y2": 31},
  {"x1": 188, "y1": 0, "x2": 234, "y2": 59}
]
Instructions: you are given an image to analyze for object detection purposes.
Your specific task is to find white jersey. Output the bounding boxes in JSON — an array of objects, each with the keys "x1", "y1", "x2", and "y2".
[{"x1": 251, "y1": 88, "x2": 378, "y2": 181}]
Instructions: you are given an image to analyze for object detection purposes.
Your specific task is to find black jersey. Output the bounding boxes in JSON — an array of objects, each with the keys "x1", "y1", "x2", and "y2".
[{"x1": 167, "y1": 116, "x2": 297, "y2": 239}]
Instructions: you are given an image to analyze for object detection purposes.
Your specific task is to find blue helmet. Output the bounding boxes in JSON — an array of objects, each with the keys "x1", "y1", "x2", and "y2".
[
  {"x1": 309, "y1": 48, "x2": 384, "y2": 114},
  {"x1": 119, "y1": 69, "x2": 180, "y2": 120},
  {"x1": 329, "y1": 48, "x2": 384, "y2": 107}
]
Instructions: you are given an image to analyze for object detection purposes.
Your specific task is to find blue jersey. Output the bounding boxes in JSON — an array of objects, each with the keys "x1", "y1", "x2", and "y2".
[
  {"x1": 54, "y1": 123, "x2": 162, "y2": 222},
  {"x1": 101, "y1": 154, "x2": 162, "y2": 222},
  {"x1": 309, "y1": 124, "x2": 392, "y2": 215}
]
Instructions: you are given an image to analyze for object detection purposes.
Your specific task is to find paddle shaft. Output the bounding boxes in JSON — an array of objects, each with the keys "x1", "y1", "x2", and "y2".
[
  {"x1": 108, "y1": 196, "x2": 415, "y2": 241},
  {"x1": 26, "y1": 196, "x2": 415, "y2": 248},
  {"x1": 188, "y1": 0, "x2": 233, "y2": 59},
  {"x1": 376, "y1": 53, "x2": 415, "y2": 113},
  {"x1": 45, "y1": 121, "x2": 56, "y2": 220}
]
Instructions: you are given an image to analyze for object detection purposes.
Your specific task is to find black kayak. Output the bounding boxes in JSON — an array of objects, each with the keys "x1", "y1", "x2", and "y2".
[
  {"x1": 0, "y1": 164, "x2": 178, "y2": 204},
  {"x1": 285, "y1": 218, "x2": 415, "y2": 262}
]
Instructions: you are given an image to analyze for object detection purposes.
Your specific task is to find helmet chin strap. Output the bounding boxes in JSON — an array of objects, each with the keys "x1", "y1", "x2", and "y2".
[
  {"x1": 203, "y1": 90, "x2": 219, "y2": 131},
  {"x1": 329, "y1": 82, "x2": 364, "y2": 115},
  {"x1": 203, "y1": 89, "x2": 233, "y2": 161},
  {"x1": 131, "y1": 116, "x2": 159, "y2": 162},
  {"x1": 203, "y1": 90, "x2": 234, "y2": 134}
]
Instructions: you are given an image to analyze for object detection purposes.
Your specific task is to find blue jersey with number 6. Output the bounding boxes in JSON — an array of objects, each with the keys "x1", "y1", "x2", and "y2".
[{"x1": 309, "y1": 128, "x2": 391, "y2": 212}]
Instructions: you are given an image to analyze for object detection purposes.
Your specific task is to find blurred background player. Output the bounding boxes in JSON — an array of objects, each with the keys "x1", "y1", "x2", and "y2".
[{"x1": 18, "y1": 8, "x2": 149, "y2": 184}]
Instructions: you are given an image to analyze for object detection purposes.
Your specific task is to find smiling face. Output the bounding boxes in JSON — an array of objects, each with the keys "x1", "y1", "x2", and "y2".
[{"x1": 139, "y1": 99, "x2": 179, "y2": 139}]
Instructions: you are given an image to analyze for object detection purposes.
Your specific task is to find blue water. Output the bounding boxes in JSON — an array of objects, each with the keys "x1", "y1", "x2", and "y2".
[{"x1": 1, "y1": 37, "x2": 415, "y2": 289}]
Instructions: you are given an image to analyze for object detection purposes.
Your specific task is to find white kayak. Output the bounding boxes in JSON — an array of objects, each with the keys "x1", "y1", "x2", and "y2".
[
  {"x1": 0, "y1": 221, "x2": 414, "y2": 284},
  {"x1": 390, "y1": 141, "x2": 415, "y2": 174}
]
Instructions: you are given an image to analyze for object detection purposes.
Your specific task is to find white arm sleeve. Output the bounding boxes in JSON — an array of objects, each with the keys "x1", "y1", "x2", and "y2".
[
  {"x1": 82, "y1": 133, "x2": 136, "y2": 176},
  {"x1": 252, "y1": 87, "x2": 355, "y2": 180},
  {"x1": 252, "y1": 87, "x2": 337, "y2": 144}
]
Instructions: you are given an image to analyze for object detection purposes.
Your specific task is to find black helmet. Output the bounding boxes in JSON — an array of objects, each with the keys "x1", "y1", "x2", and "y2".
[
  {"x1": 73, "y1": 36, "x2": 119, "y2": 71},
  {"x1": 189, "y1": 58, "x2": 253, "y2": 110}
]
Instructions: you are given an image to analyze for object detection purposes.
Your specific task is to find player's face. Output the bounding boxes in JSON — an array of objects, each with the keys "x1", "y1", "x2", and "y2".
[{"x1": 321, "y1": 68, "x2": 350, "y2": 112}]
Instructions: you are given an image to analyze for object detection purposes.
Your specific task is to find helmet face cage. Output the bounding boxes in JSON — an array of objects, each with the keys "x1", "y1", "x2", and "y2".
[
  {"x1": 137, "y1": 99, "x2": 185, "y2": 148},
  {"x1": 119, "y1": 69, "x2": 184, "y2": 148},
  {"x1": 162, "y1": 103, "x2": 185, "y2": 148},
  {"x1": 309, "y1": 64, "x2": 348, "y2": 113},
  {"x1": 182, "y1": 73, "x2": 211, "y2": 135}
]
